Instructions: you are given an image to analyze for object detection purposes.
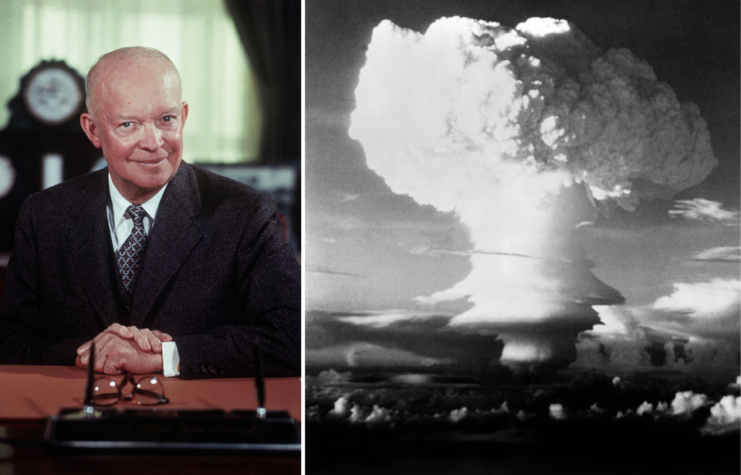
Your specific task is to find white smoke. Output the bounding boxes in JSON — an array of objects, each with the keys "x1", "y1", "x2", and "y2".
[
  {"x1": 352, "y1": 18, "x2": 715, "y2": 213},
  {"x1": 349, "y1": 403, "x2": 364, "y2": 423},
  {"x1": 653, "y1": 279, "x2": 740, "y2": 318},
  {"x1": 314, "y1": 369, "x2": 350, "y2": 385},
  {"x1": 350, "y1": 16, "x2": 716, "y2": 332},
  {"x1": 329, "y1": 396, "x2": 350, "y2": 417},
  {"x1": 392, "y1": 373, "x2": 433, "y2": 385},
  {"x1": 365, "y1": 405, "x2": 395, "y2": 425},
  {"x1": 670, "y1": 391, "x2": 709, "y2": 415},
  {"x1": 636, "y1": 392, "x2": 707, "y2": 417},
  {"x1": 702, "y1": 395, "x2": 741, "y2": 435},
  {"x1": 669, "y1": 199, "x2": 739, "y2": 223},
  {"x1": 692, "y1": 246, "x2": 741, "y2": 262},
  {"x1": 549, "y1": 403, "x2": 567, "y2": 420},
  {"x1": 637, "y1": 401, "x2": 657, "y2": 416},
  {"x1": 450, "y1": 407, "x2": 469, "y2": 422}
]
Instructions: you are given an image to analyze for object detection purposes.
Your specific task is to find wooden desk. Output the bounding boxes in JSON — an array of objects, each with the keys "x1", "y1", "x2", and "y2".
[{"x1": 0, "y1": 365, "x2": 302, "y2": 474}]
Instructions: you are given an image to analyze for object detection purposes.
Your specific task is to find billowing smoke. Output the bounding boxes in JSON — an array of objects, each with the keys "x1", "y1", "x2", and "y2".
[
  {"x1": 702, "y1": 395, "x2": 741, "y2": 435},
  {"x1": 351, "y1": 17, "x2": 715, "y2": 214},
  {"x1": 449, "y1": 407, "x2": 469, "y2": 422},
  {"x1": 349, "y1": 17, "x2": 716, "y2": 365},
  {"x1": 549, "y1": 404, "x2": 567, "y2": 420},
  {"x1": 329, "y1": 397, "x2": 350, "y2": 417}
]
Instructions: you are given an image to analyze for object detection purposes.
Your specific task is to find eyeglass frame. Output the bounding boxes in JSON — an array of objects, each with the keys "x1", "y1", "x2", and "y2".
[{"x1": 91, "y1": 372, "x2": 169, "y2": 406}]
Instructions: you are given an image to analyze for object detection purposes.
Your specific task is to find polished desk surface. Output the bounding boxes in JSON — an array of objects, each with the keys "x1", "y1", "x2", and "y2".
[
  {"x1": 0, "y1": 365, "x2": 301, "y2": 421},
  {"x1": 0, "y1": 365, "x2": 302, "y2": 474}
]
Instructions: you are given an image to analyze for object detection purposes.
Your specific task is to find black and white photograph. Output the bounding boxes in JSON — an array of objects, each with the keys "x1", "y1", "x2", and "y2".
[{"x1": 305, "y1": 1, "x2": 740, "y2": 473}]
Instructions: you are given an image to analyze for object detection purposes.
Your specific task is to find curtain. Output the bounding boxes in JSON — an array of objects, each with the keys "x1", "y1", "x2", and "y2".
[{"x1": 225, "y1": 0, "x2": 301, "y2": 163}]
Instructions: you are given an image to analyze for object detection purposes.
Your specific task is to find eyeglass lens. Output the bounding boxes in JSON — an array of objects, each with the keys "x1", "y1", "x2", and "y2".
[{"x1": 91, "y1": 374, "x2": 167, "y2": 405}]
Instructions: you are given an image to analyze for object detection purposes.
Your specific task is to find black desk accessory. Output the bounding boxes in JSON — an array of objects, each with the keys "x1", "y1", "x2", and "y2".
[
  {"x1": 254, "y1": 345, "x2": 266, "y2": 418},
  {"x1": 44, "y1": 344, "x2": 300, "y2": 455},
  {"x1": 82, "y1": 340, "x2": 96, "y2": 418}
]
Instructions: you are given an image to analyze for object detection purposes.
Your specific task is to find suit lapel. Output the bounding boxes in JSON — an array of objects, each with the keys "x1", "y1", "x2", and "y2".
[
  {"x1": 128, "y1": 164, "x2": 202, "y2": 328},
  {"x1": 68, "y1": 170, "x2": 121, "y2": 328}
]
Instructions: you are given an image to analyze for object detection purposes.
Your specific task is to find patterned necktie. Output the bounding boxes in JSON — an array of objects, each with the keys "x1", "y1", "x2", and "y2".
[{"x1": 116, "y1": 205, "x2": 148, "y2": 292}]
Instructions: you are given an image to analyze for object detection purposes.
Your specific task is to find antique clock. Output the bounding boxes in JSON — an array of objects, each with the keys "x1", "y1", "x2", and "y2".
[
  {"x1": 0, "y1": 60, "x2": 100, "y2": 251},
  {"x1": 22, "y1": 63, "x2": 85, "y2": 126}
]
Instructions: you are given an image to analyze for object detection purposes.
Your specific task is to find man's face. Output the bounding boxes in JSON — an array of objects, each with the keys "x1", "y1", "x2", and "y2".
[{"x1": 81, "y1": 58, "x2": 188, "y2": 203}]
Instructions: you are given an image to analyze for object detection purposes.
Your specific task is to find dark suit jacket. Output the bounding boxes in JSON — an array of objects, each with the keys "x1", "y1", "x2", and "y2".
[{"x1": 0, "y1": 162, "x2": 301, "y2": 379}]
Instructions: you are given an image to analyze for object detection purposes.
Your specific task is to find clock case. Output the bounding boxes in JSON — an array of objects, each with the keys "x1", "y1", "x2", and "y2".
[{"x1": 0, "y1": 60, "x2": 101, "y2": 251}]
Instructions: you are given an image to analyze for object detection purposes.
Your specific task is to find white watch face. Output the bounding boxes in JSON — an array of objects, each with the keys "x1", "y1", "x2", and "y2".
[{"x1": 24, "y1": 68, "x2": 83, "y2": 125}]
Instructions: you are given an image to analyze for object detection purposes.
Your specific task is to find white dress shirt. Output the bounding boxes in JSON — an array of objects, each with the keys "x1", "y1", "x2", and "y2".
[{"x1": 106, "y1": 174, "x2": 180, "y2": 377}]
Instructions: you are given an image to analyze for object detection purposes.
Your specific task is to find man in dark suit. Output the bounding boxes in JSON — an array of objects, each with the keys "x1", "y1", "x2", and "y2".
[{"x1": 0, "y1": 47, "x2": 301, "y2": 379}]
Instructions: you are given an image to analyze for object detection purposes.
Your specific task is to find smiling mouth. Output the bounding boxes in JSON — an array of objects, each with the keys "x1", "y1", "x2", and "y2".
[{"x1": 133, "y1": 157, "x2": 167, "y2": 167}]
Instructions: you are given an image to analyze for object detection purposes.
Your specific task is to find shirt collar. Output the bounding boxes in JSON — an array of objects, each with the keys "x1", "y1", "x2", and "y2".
[{"x1": 107, "y1": 172, "x2": 168, "y2": 225}]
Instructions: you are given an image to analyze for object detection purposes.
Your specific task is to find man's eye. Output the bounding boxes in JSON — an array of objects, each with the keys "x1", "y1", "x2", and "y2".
[
  {"x1": 121, "y1": 122, "x2": 132, "y2": 128},
  {"x1": 162, "y1": 116, "x2": 173, "y2": 122}
]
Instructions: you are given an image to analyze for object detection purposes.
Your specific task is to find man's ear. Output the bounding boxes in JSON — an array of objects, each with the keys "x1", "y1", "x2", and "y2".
[
  {"x1": 80, "y1": 113, "x2": 102, "y2": 148},
  {"x1": 180, "y1": 101, "x2": 189, "y2": 128}
]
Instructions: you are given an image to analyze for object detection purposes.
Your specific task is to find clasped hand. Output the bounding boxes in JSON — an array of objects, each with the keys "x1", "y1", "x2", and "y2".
[{"x1": 76, "y1": 323, "x2": 173, "y2": 375}]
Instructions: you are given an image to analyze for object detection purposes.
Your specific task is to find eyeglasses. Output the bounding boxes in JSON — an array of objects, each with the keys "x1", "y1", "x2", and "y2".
[{"x1": 91, "y1": 372, "x2": 169, "y2": 406}]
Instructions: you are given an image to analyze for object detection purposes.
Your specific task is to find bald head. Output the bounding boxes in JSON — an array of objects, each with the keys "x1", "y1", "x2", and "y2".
[
  {"x1": 86, "y1": 47, "x2": 181, "y2": 118},
  {"x1": 80, "y1": 46, "x2": 188, "y2": 204}
]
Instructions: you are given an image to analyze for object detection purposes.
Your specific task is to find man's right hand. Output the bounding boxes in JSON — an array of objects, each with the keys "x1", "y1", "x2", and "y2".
[
  {"x1": 76, "y1": 323, "x2": 173, "y2": 358},
  {"x1": 75, "y1": 336, "x2": 164, "y2": 374}
]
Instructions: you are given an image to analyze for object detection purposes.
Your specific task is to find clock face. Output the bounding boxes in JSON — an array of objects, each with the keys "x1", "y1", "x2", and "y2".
[{"x1": 23, "y1": 67, "x2": 83, "y2": 125}]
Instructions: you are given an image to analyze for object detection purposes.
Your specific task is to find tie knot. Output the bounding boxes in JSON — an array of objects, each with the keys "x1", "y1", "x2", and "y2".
[{"x1": 127, "y1": 205, "x2": 146, "y2": 225}]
